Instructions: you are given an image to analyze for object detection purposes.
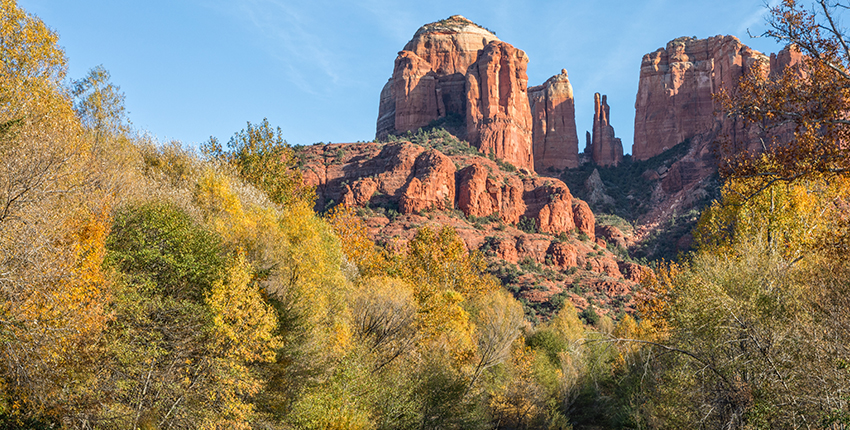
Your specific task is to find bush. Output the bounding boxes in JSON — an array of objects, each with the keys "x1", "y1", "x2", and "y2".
[
  {"x1": 580, "y1": 305, "x2": 600, "y2": 325},
  {"x1": 106, "y1": 202, "x2": 225, "y2": 300},
  {"x1": 517, "y1": 216, "x2": 538, "y2": 234}
]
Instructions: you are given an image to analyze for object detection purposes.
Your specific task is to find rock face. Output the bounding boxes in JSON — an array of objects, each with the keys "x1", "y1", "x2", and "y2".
[
  {"x1": 465, "y1": 41, "x2": 535, "y2": 171},
  {"x1": 299, "y1": 141, "x2": 594, "y2": 236},
  {"x1": 528, "y1": 70, "x2": 580, "y2": 172},
  {"x1": 398, "y1": 150, "x2": 456, "y2": 213},
  {"x1": 632, "y1": 35, "x2": 774, "y2": 161},
  {"x1": 628, "y1": 36, "x2": 805, "y2": 240},
  {"x1": 376, "y1": 16, "x2": 535, "y2": 171},
  {"x1": 389, "y1": 51, "x2": 440, "y2": 135},
  {"x1": 456, "y1": 162, "x2": 526, "y2": 225},
  {"x1": 376, "y1": 16, "x2": 499, "y2": 140},
  {"x1": 589, "y1": 93, "x2": 623, "y2": 167},
  {"x1": 571, "y1": 200, "x2": 595, "y2": 238}
]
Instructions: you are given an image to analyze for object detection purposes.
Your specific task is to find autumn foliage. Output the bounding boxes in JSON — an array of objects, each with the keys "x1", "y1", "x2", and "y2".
[{"x1": 4, "y1": 0, "x2": 850, "y2": 429}]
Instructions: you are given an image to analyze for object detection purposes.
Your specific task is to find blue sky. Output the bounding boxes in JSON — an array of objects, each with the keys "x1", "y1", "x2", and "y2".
[{"x1": 19, "y1": 0, "x2": 784, "y2": 154}]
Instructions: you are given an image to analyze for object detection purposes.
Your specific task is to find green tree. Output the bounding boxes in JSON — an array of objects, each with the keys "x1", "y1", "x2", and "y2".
[{"x1": 203, "y1": 118, "x2": 313, "y2": 206}]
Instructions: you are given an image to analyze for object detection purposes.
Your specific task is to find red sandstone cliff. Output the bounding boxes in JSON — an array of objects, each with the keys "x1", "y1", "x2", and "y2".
[
  {"x1": 628, "y1": 37, "x2": 803, "y2": 251},
  {"x1": 528, "y1": 70, "x2": 580, "y2": 172},
  {"x1": 376, "y1": 16, "x2": 499, "y2": 141},
  {"x1": 465, "y1": 41, "x2": 535, "y2": 171},
  {"x1": 376, "y1": 15, "x2": 549, "y2": 173},
  {"x1": 631, "y1": 35, "x2": 800, "y2": 161},
  {"x1": 589, "y1": 93, "x2": 623, "y2": 167},
  {"x1": 300, "y1": 141, "x2": 592, "y2": 236}
]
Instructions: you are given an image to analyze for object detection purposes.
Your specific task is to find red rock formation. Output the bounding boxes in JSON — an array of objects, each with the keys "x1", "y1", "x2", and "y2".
[
  {"x1": 376, "y1": 16, "x2": 537, "y2": 172},
  {"x1": 399, "y1": 149, "x2": 456, "y2": 213},
  {"x1": 456, "y1": 162, "x2": 526, "y2": 225},
  {"x1": 465, "y1": 41, "x2": 535, "y2": 171},
  {"x1": 596, "y1": 225, "x2": 626, "y2": 248},
  {"x1": 632, "y1": 35, "x2": 770, "y2": 161},
  {"x1": 548, "y1": 242, "x2": 578, "y2": 269},
  {"x1": 528, "y1": 69, "x2": 580, "y2": 171},
  {"x1": 618, "y1": 261, "x2": 651, "y2": 283},
  {"x1": 300, "y1": 140, "x2": 591, "y2": 236},
  {"x1": 376, "y1": 16, "x2": 499, "y2": 140},
  {"x1": 588, "y1": 257, "x2": 622, "y2": 278},
  {"x1": 572, "y1": 200, "x2": 595, "y2": 238},
  {"x1": 589, "y1": 93, "x2": 623, "y2": 167},
  {"x1": 390, "y1": 51, "x2": 440, "y2": 134},
  {"x1": 522, "y1": 178, "x2": 575, "y2": 234},
  {"x1": 516, "y1": 235, "x2": 552, "y2": 264},
  {"x1": 494, "y1": 236, "x2": 519, "y2": 263},
  {"x1": 770, "y1": 44, "x2": 804, "y2": 76}
]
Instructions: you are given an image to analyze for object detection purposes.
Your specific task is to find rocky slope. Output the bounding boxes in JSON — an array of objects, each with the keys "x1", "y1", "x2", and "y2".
[
  {"x1": 297, "y1": 136, "x2": 644, "y2": 319},
  {"x1": 626, "y1": 37, "x2": 803, "y2": 247}
]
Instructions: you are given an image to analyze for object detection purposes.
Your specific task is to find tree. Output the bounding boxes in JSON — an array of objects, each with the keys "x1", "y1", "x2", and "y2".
[
  {"x1": 717, "y1": 0, "x2": 850, "y2": 189},
  {"x1": 72, "y1": 65, "x2": 130, "y2": 143},
  {"x1": 202, "y1": 119, "x2": 313, "y2": 206}
]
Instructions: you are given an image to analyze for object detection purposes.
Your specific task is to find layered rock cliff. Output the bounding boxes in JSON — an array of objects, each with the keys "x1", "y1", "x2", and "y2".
[
  {"x1": 589, "y1": 93, "x2": 623, "y2": 167},
  {"x1": 376, "y1": 16, "x2": 499, "y2": 139},
  {"x1": 377, "y1": 15, "x2": 583, "y2": 173},
  {"x1": 632, "y1": 35, "x2": 779, "y2": 161},
  {"x1": 528, "y1": 70, "x2": 580, "y2": 172},
  {"x1": 465, "y1": 41, "x2": 535, "y2": 171},
  {"x1": 299, "y1": 141, "x2": 592, "y2": 236}
]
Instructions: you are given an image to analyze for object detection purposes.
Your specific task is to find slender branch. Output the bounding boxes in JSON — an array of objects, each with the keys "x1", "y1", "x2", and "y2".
[
  {"x1": 582, "y1": 337, "x2": 732, "y2": 387},
  {"x1": 819, "y1": 0, "x2": 850, "y2": 63}
]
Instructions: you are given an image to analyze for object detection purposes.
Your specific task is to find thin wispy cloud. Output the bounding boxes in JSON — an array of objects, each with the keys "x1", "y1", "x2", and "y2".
[
  {"x1": 736, "y1": 0, "x2": 782, "y2": 37},
  {"x1": 229, "y1": 0, "x2": 342, "y2": 95}
]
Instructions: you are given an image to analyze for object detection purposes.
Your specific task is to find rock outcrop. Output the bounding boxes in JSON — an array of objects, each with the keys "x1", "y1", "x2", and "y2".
[
  {"x1": 388, "y1": 51, "x2": 441, "y2": 135},
  {"x1": 571, "y1": 200, "x2": 596, "y2": 238},
  {"x1": 376, "y1": 16, "x2": 535, "y2": 171},
  {"x1": 398, "y1": 149, "x2": 456, "y2": 213},
  {"x1": 628, "y1": 36, "x2": 805, "y2": 241},
  {"x1": 376, "y1": 16, "x2": 499, "y2": 140},
  {"x1": 299, "y1": 141, "x2": 591, "y2": 235},
  {"x1": 456, "y1": 162, "x2": 525, "y2": 224},
  {"x1": 589, "y1": 93, "x2": 623, "y2": 167},
  {"x1": 632, "y1": 35, "x2": 775, "y2": 160},
  {"x1": 465, "y1": 41, "x2": 535, "y2": 171},
  {"x1": 528, "y1": 70, "x2": 580, "y2": 172}
]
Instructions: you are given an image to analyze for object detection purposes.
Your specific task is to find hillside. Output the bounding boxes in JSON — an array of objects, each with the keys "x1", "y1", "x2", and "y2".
[{"x1": 295, "y1": 130, "x2": 646, "y2": 320}]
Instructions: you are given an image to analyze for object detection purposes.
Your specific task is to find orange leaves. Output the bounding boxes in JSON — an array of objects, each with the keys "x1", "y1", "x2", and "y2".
[
  {"x1": 717, "y1": 1, "x2": 850, "y2": 187},
  {"x1": 635, "y1": 261, "x2": 679, "y2": 339}
]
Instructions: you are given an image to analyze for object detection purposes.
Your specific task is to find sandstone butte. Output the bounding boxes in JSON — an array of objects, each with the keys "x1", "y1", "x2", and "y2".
[
  {"x1": 629, "y1": 36, "x2": 802, "y2": 222},
  {"x1": 528, "y1": 70, "x2": 580, "y2": 172},
  {"x1": 632, "y1": 35, "x2": 802, "y2": 161},
  {"x1": 589, "y1": 93, "x2": 623, "y2": 167},
  {"x1": 376, "y1": 15, "x2": 582, "y2": 174}
]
